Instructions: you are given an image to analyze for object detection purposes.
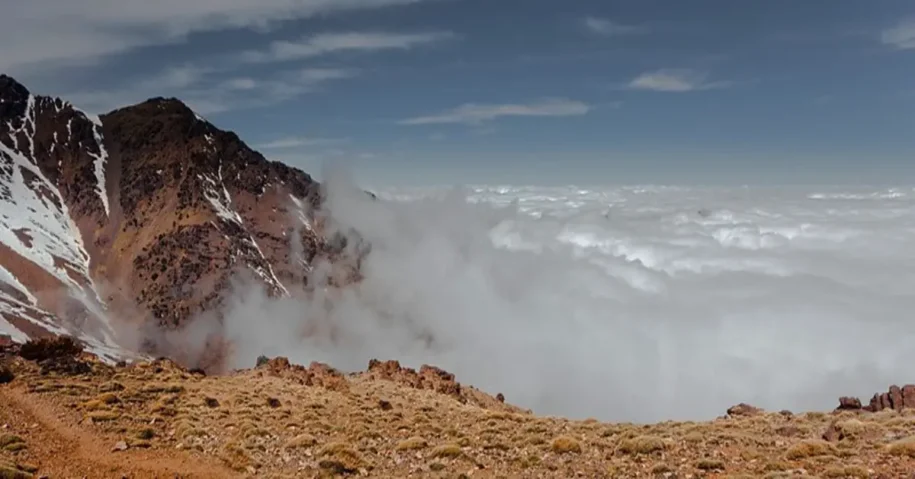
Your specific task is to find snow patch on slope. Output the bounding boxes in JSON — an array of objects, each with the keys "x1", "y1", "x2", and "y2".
[
  {"x1": 0, "y1": 316, "x2": 28, "y2": 342},
  {"x1": 0, "y1": 95, "x2": 128, "y2": 361},
  {"x1": 84, "y1": 113, "x2": 110, "y2": 216},
  {"x1": 0, "y1": 142, "x2": 91, "y2": 292},
  {"x1": 201, "y1": 160, "x2": 289, "y2": 296},
  {"x1": 0, "y1": 264, "x2": 37, "y2": 306},
  {"x1": 289, "y1": 194, "x2": 316, "y2": 234}
]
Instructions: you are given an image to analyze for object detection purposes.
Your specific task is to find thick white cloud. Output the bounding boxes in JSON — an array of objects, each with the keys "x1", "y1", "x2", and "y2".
[
  {"x1": 0, "y1": 0, "x2": 427, "y2": 72},
  {"x1": 216, "y1": 178, "x2": 915, "y2": 423},
  {"x1": 628, "y1": 68, "x2": 732, "y2": 92},
  {"x1": 399, "y1": 98, "x2": 592, "y2": 125},
  {"x1": 242, "y1": 31, "x2": 454, "y2": 63}
]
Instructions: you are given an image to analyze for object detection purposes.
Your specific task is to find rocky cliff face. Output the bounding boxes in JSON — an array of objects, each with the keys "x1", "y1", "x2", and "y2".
[{"x1": 0, "y1": 74, "x2": 350, "y2": 365}]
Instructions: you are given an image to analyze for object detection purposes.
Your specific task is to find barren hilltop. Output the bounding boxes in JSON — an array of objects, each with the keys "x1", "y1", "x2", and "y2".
[
  {"x1": 3, "y1": 77, "x2": 915, "y2": 478},
  {"x1": 2, "y1": 338, "x2": 915, "y2": 478}
]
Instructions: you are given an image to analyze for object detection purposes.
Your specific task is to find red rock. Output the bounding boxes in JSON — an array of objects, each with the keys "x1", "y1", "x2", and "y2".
[
  {"x1": 726, "y1": 403, "x2": 761, "y2": 417},
  {"x1": 837, "y1": 397, "x2": 862, "y2": 410},
  {"x1": 889, "y1": 385, "x2": 904, "y2": 410},
  {"x1": 903, "y1": 385, "x2": 915, "y2": 409}
]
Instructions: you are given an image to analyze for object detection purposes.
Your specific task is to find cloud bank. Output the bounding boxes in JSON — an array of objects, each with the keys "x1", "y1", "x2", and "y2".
[{"x1": 209, "y1": 173, "x2": 915, "y2": 424}]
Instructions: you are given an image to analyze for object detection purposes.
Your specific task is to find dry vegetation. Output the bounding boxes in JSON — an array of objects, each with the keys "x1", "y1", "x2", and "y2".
[{"x1": 3, "y1": 340, "x2": 915, "y2": 477}]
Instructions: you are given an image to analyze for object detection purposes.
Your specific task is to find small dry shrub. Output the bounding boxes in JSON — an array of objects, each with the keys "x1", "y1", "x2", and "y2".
[
  {"x1": 96, "y1": 392, "x2": 120, "y2": 404},
  {"x1": 81, "y1": 400, "x2": 107, "y2": 411},
  {"x1": 429, "y1": 444, "x2": 463, "y2": 459},
  {"x1": 220, "y1": 442, "x2": 253, "y2": 471},
  {"x1": 0, "y1": 464, "x2": 33, "y2": 479},
  {"x1": 887, "y1": 436, "x2": 915, "y2": 458},
  {"x1": 396, "y1": 437, "x2": 428, "y2": 451},
  {"x1": 822, "y1": 465, "x2": 870, "y2": 478},
  {"x1": 0, "y1": 435, "x2": 26, "y2": 453},
  {"x1": 550, "y1": 435, "x2": 582, "y2": 454},
  {"x1": 618, "y1": 435, "x2": 665, "y2": 455},
  {"x1": 696, "y1": 459, "x2": 725, "y2": 471},
  {"x1": 285, "y1": 434, "x2": 317, "y2": 449},
  {"x1": 785, "y1": 439, "x2": 835, "y2": 460},
  {"x1": 318, "y1": 442, "x2": 364, "y2": 474}
]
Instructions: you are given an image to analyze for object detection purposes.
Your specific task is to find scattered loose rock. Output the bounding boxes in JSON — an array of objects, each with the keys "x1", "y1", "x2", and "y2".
[{"x1": 0, "y1": 364, "x2": 14, "y2": 384}]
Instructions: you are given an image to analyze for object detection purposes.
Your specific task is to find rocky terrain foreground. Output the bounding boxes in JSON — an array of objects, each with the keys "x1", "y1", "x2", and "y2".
[{"x1": 1, "y1": 338, "x2": 915, "y2": 478}]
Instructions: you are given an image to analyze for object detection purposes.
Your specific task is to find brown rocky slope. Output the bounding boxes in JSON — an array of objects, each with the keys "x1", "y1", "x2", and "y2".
[
  {"x1": 0, "y1": 74, "x2": 361, "y2": 367},
  {"x1": 3, "y1": 338, "x2": 915, "y2": 478}
]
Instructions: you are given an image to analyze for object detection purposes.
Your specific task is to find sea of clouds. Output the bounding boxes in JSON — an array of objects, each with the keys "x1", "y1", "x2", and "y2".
[{"x1": 219, "y1": 172, "x2": 915, "y2": 424}]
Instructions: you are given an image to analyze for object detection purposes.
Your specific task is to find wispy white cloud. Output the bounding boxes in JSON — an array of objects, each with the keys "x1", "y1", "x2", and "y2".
[
  {"x1": 221, "y1": 77, "x2": 259, "y2": 91},
  {"x1": 0, "y1": 0, "x2": 429, "y2": 73},
  {"x1": 881, "y1": 20, "x2": 915, "y2": 50},
  {"x1": 241, "y1": 31, "x2": 453, "y2": 63},
  {"x1": 64, "y1": 65, "x2": 359, "y2": 114},
  {"x1": 583, "y1": 16, "x2": 648, "y2": 36},
  {"x1": 399, "y1": 98, "x2": 592, "y2": 125},
  {"x1": 298, "y1": 68, "x2": 360, "y2": 82},
  {"x1": 257, "y1": 136, "x2": 349, "y2": 149},
  {"x1": 627, "y1": 69, "x2": 732, "y2": 92}
]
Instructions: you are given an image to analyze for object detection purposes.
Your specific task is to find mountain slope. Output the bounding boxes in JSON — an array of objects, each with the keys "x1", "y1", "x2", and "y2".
[
  {"x1": 0, "y1": 75, "x2": 344, "y2": 365},
  {"x1": 4, "y1": 344, "x2": 915, "y2": 478}
]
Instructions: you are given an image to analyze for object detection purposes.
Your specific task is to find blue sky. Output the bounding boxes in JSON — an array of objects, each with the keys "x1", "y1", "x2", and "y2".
[{"x1": 2, "y1": 0, "x2": 915, "y2": 186}]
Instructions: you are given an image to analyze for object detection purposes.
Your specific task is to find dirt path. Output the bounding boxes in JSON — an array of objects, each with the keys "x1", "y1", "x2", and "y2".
[{"x1": 0, "y1": 385, "x2": 240, "y2": 479}]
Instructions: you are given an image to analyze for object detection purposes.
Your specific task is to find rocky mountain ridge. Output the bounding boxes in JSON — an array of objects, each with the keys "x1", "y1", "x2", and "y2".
[{"x1": 0, "y1": 74, "x2": 351, "y2": 367}]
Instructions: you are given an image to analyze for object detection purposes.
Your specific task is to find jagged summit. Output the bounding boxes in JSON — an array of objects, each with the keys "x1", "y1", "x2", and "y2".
[
  {"x1": 0, "y1": 76, "x2": 345, "y2": 369},
  {"x1": 0, "y1": 75, "x2": 33, "y2": 124},
  {"x1": 0, "y1": 74, "x2": 28, "y2": 92}
]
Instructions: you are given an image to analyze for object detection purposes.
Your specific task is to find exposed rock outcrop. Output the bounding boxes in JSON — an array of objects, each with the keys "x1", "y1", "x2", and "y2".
[
  {"x1": 836, "y1": 384, "x2": 915, "y2": 412},
  {"x1": 366, "y1": 359, "x2": 527, "y2": 413}
]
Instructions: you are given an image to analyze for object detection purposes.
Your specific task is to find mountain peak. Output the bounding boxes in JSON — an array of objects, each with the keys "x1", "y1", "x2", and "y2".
[
  {"x1": 0, "y1": 74, "x2": 32, "y2": 116},
  {"x1": 0, "y1": 75, "x2": 338, "y2": 368},
  {"x1": 105, "y1": 96, "x2": 203, "y2": 121},
  {"x1": 0, "y1": 74, "x2": 28, "y2": 94}
]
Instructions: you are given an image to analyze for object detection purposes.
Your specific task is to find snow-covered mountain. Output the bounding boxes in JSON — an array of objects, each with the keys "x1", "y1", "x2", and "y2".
[{"x1": 0, "y1": 75, "x2": 349, "y2": 364}]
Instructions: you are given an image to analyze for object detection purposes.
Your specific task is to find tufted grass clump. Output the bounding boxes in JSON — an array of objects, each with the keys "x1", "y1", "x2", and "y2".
[
  {"x1": 396, "y1": 437, "x2": 428, "y2": 451},
  {"x1": 550, "y1": 436, "x2": 582, "y2": 454},
  {"x1": 285, "y1": 434, "x2": 317, "y2": 449},
  {"x1": 887, "y1": 436, "x2": 915, "y2": 458},
  {"x1": 429, "y1": 444, "x2": 463, "y2": 459},
  {"x1": 785, "y1": 440, "x2": 836, "y2": 460},
  {"x1": 618, "y1": 435, "x2": 666, "y2": 455}
]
